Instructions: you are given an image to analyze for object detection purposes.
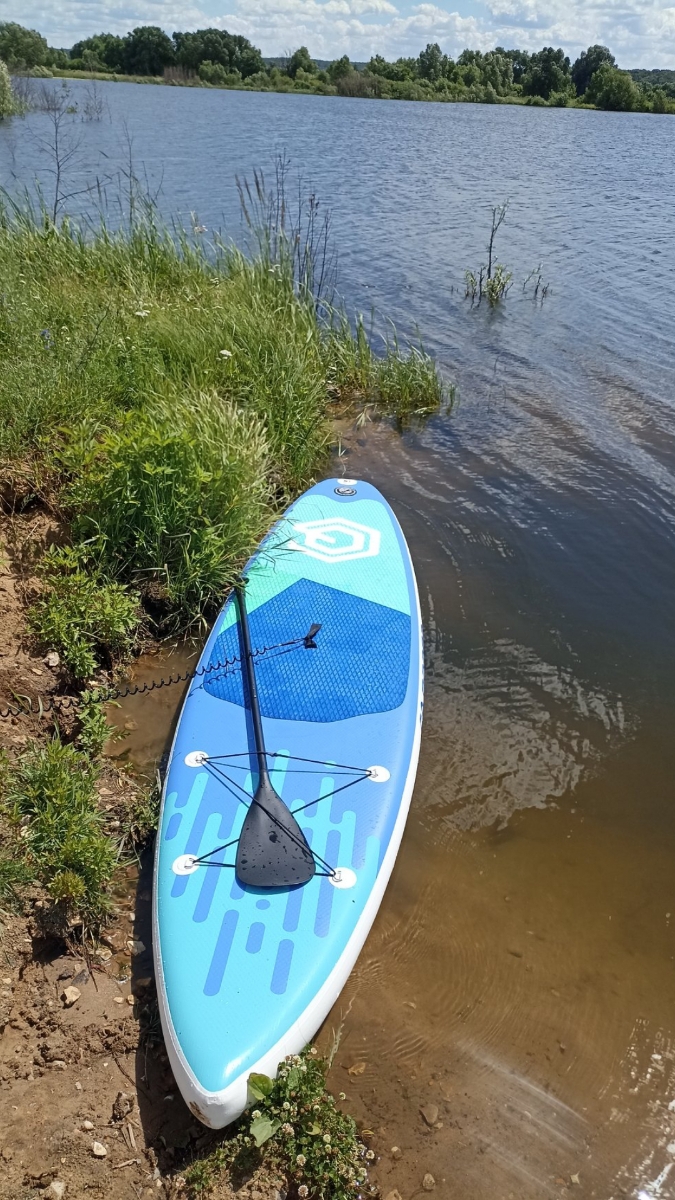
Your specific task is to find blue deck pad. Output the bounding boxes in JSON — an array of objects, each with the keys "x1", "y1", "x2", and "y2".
[
  {"x1": 155, "y1": 480, "x2": 421, "y2": 1095},
  {"x1": 204, "y1": 579, "x2": 411, "y2": 721}
]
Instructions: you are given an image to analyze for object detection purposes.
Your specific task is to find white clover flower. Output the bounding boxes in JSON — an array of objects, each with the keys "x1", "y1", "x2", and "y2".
[
  {"x1": 251, "y1": 1110, "x2": 261, "y2": 1119},
  {"x1": 283, "y1": 1101, "x2": 290, "y2": 1110},
  {"x1": 219, "y1": 349, "x2": 232, "y2": 358},
  {"x1": 296, "y1": 1154, "x2": 306, "y2": 1166},
  {"x1": 298, "y1": 1187, "x2": 309, "y2": 1198},
  {"x1": 310, "y1": 1046, "x2": 318, "y2": 1055},
  {"x1": 365, "y1": 1150, "x2": 375, "y2": 1160},
  {"x1": 281, "y1": 1123, "x2": 294, "y2": 1135},
  {"x1": 323, "y1": 1134, "x2": 331, "y2": 1144}
]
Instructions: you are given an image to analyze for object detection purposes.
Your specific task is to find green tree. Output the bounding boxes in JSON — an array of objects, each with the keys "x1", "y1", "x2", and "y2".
[
  {"x1": 0, "y1": 21, "x2": 48, "y2": 69},
  {"x1": 121, "y1": 26, "x2": 175, "y2": 76},
  {"x1": 71, "y1": 33, "x2": 125, "y2": 72},
  {"x1": 586, "y1": 62, "x2": 640, "y2": 110},
  {"x1": 571, "y1": 44, "x2": 616, "y2": 96},
  {"x1": 287, "y1": 46, "x2": 316, "y2": 77},
  {"x1": 418, "y1": 42, "x2": 448, "y2": 82},
  {"x1": 522, "y1": 46, "x2": 571, "y2": 100},
  {"x1": 328, "y1": 55, "x2": 352, "y2": 82},
  {"x1": 496, "y1": 47, "x2": 530, "y2": 85},
  {"x1": 173, "y1": 28, "x2": 264, "y2": 78},
  {"x1": 482, "y1": 50, "x2": 514, "y2": 95},
  {"x1": 0, "y1": 58, "x2": 18, "y2": 118}
]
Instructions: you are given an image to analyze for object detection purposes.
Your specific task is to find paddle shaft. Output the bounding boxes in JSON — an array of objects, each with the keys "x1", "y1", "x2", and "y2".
[{"x1": 235, "y1": 583, "x2": 270, "y2": 787}]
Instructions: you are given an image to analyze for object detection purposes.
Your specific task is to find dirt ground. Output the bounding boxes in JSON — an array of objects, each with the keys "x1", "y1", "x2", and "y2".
[{"x1": 0, "y1": 501, "x2": 288, "y2": 1200}]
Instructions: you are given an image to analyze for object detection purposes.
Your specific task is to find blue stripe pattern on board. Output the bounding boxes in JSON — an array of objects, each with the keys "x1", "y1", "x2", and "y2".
[
  {"x1": 271, "y1": 939, "x2": 294, "y2": 995},
  {"x1": 204, "y1": 909, "x2": 239, "y2": 996}
]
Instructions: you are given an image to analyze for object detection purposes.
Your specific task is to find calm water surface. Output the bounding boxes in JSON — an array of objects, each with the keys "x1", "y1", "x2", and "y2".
[{"x1": 4, "y1": 83, "x2": 675, "y2": 1198}]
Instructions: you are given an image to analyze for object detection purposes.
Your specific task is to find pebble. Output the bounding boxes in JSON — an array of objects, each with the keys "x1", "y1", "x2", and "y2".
[
  {"x1": 61, "y1": 986, "x2": 81, "y2": 1008},
  {"x1": 45, "y1": 651, "x2": 60, "y2": 668},
  {"x1": 46, "y1": 1182, "x2": 66, "y2": 1199},
  {"x1": 420, "y1": 1104, "x2": 439, "y2": 1127},
  {"x1": 2, "y1": 977, "x2": 11, "y2": 986},
  {"x1": 75, "y1": 1082, "x2": 82, "y2": 1091},
  {"x1": 128, "y1": 940, "x2": 146, "y2": 956},
  {"x1": 422, "y1": 1174, "x2": 436, "y2": 1191},
  {"x1": 391, "y1": 1146, "x2": 402, "y2": 1160},
  {"x1": 92, "y1": 1142, "x2": 107, "y2": 1158},
  {"x1": 82, "y1": 1120, "x2": 94, "y2": 1131},
  {"x1": 384, "y1": 1191, "x2": 403, "y2": 1200},
  {"x1": 51, "y1": 1060, "x2": 67, "y2": 1070},
  {"x1": 113, "y1": 996, "x2": 124, "y2": 1004},
  {"x1": 126, "y1": 995, "x2": 135, "y2": 1006}
]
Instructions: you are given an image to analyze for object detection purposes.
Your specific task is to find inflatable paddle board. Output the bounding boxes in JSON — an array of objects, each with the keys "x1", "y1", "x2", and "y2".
[{"x1": 153, "y1": 478, "x2": 423, "y2": 1127}]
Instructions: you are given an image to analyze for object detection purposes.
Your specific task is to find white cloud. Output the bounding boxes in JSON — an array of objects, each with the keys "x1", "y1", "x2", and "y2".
[{"x1": 2, "y1": 0, "x2": 674, "y2": 66}]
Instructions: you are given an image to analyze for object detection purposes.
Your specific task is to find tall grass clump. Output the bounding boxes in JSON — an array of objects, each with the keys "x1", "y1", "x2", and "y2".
[
  {"x1": 1, "y1": 738, "x2": 116, "y2": 924},
  {"x1": 66, "y1": 392, "x2": 271, "y2": 617}
]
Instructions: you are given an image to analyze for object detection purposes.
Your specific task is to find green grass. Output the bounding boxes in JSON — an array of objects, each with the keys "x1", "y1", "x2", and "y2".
[
  {"x1": 185, "y1": 1048, "x2": 369, "y2": 1198},
  {"x1": 29, "y1": 547, "x2": 140, "y2": 679},
  {"x1": 0, "y1": 204, "x2": 446, "y2": 633},
  {"x1": 1, "y1": 738, "x2": 116, "y2": 924}
]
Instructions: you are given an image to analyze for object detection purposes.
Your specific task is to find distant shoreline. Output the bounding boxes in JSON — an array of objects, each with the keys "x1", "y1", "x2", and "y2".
[{"x1": 44, "y1": 70, "x2": 606, "y2": 113}]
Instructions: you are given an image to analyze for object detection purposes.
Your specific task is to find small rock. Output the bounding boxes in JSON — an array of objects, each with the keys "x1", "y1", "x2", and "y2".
[
  {"x1": 391, "y1": 1146, "x2": 402, "y2": 1160},
  {"x1": 82, "y1": 1120, "x2": 94, "y2": 1131},
  {"x1": 114, "y1": 996, "x2": 124, "y2": 1004},
  {"x1": 92, "y1": 1141, "x2": 107, "y2": 1158},
  {"x1": 385, "y1": 1192, "x2": 403, "y2": 1200},
  {"x1": 61, "y1": 986, "x2": 81, "y2": 1008},
  {"x1": 45, "y1": 651, "x2": 60, "y2": 668},
  {"x1": 2, "y1": 977, "x2": 11, "y2": 986},
  {"x1": 51, "y1": 1060, "x2": 67, "y2": 1070},
  {"x1": 128, "y1": 940, "x2": 146, "y2": 956},
  {"x1": 422, "y1": 1174, "x2": 435, "y2": 1192},
  {"x1": 420, "y1": 1104, "x2": 439, "y2": 1127},
  {"x1": 95, "y1": 948, "x2": 112, "y2": 962},
  {"x1": 126, "y1": 995, "x2": 135, "y2": 1006},
  {"x1": 75, "y1": 1082, "x2": 82, "y2": 1091},
  {"x1": 113, "y1": 1091, "x2": 135, "y2": 1121},
  {"x1": 46, "y1": 1182, "x2": 66, "y2": 1199}
]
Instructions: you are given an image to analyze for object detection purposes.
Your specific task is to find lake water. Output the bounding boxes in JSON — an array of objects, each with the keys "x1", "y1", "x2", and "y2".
[{"x1": 4, "y1": 82, "x2": 675, "y2": 1199}]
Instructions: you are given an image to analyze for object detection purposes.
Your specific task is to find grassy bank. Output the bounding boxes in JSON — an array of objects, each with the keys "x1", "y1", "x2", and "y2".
[
  {"x1": 0, "y1": 198, "x2": 444, "y2": 1194},
  {"x1": 0, "y1": 198, "x2": 444, "y2": 916}
]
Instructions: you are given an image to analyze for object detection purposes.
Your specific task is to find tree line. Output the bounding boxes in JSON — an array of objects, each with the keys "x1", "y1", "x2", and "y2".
[{"x1": 1, "y1": 20, "x2": 674, "y2": 115}]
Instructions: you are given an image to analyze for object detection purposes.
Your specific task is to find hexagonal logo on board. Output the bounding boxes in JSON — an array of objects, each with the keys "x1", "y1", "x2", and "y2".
[{"x1": 287, "y1": 518, "x2": 381, "y2": 563}]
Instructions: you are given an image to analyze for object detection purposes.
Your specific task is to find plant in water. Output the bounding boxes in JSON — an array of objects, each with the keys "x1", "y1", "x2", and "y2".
[
  {"x1": 77, "y1": 688, "x2": 119, "y2": 757},
  {"x1": 465, "y1": 200, "x2": 513, "y2": 307},
  {"x1": 185, "y1": 1048, "x2": 368, "y2": 1198},
  {"x1": 1, "y1": 738, "x2": 116, "y2": 925},
  {"x1": 29, "y1": 546, "x2": 140, "y2": 679}
]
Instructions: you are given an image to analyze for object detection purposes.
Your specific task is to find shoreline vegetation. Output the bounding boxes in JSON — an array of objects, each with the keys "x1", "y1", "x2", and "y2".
[
  {"x1": 0, "y1": 165, "x2": 445, "y2": 1193},
  {"x1": 1, "y1": 20, "x2": 675, "y2": 116}
]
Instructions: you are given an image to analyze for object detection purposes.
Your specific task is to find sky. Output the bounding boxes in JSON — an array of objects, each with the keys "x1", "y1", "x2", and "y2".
[{"x1": 2, "y1": 0, "x2": 675, "y2": 67}]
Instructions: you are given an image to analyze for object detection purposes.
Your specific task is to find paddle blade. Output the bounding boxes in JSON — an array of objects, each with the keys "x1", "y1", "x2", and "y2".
[{"x1": 235, "y1": 779, "x2": 316, "y2": 889}]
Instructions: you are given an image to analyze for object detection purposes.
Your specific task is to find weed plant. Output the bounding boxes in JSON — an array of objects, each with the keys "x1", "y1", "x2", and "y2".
[
  {"x1": 29, "y1": 546, "x2": 140, "y2": 679},
  {"x1": 185, "y1": 1048, "x2": 369, "y2": 1198},
  {"x1": 1, "y1": 738, "x2": 115, "y2": 922}
]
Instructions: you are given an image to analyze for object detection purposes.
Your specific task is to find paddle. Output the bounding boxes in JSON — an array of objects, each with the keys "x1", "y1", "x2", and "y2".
[{"x1": 234, "y1": 583, "x2": 317, "y2": 889}]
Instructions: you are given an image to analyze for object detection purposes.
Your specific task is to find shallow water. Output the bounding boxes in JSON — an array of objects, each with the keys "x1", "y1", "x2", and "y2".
[{"x1": 5, "y1": 83, "x2": 675, "y2": 1197}]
